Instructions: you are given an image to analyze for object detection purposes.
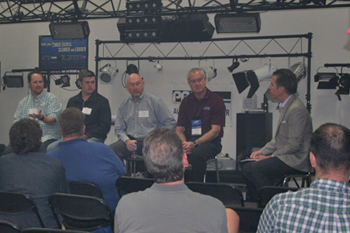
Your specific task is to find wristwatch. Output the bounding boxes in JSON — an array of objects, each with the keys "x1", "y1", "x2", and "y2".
[
  {"x1": 193, "y1": 141, "x2": 198, "y2": 147},
  {"x1": 39, "y1": 115, "x2": 45, "y2": 121}
]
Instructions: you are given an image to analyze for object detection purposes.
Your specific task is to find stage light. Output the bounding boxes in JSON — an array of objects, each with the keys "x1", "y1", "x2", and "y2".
[
  {"x1": 118, "y1": 14, "x2": 214, "y2": 42},
  {"x1": 2, "y1": 72, "x2": 23, "y2": 90},
  {"x1": 125, "y1": 29, "x2": 160, "y2": 42},
  {"x1": 232, "y1": 64, "x2": 277, "y2": 98},
  {"x1": 99, "y1": 64, "x2": 118, "y2": 84},
  {"x1": 49, "y1": 21, "x2": 90, "y2": 40},
  {"x1": 202, "y1": 66, "x2": 217, "y2": 82},
  {"x1": 314, "y1": 72, "x2": 338, "y2": 89},
  {"x1": 290, "y1": 62, "x2": 307, "y2": 82},
  {"x1": 154, "y1": 61, "x2": 163, "y2": 72},
  {"x1": 55, "y1": 75, "x2": 70, "y2": 87},
  {"x1": 300, "y1": 0, "x2": 326, "y2": 5},
  {"x1": 314, "y1": 71, "x2": 350, "y2": 100},
  {"x1": 126, "y1": 15, "x2": 162, "y2": 26},
  {"x1": 126, "y1": 0, "x2": 162, "y2": 12},
  {"x1": 215, "y1": 13, "x2": 261, "y2": 33},
  {"x1": 227, "y1": 59, "x2": 240, "y2": 73},
  {"x1": 315, "y1": 63, "x2": 350, "y2": 100},
  {"x1": 126, "y1": 64, "x2": 139, "y2": 75},
  {"x1": 340, "y1": 73, "x2": 350, "y2": 89}
]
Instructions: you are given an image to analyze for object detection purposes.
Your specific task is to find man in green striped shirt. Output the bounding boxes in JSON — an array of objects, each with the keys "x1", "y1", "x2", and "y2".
[{"x1": 258, "y1": 123, "x2": 350, "y2": 233}]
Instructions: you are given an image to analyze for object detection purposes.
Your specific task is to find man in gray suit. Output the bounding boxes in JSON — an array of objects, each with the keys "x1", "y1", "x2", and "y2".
[{"x1": 242, "y1": 68, "x2": 313, "y2": 201}]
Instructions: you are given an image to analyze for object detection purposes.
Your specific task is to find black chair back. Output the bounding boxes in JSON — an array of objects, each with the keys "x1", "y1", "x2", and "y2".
[
  {"x1": 22, "y1": 228, "x2": 90, "y2": 233},
  {"x1": 69, "y1": 181, "x2": 104, "y2": 199},
  {"x1": 257, "y1": 186, "x2": 299, "y2": 208},
  {"x1": 186, "y1": 182, "x2": 244, "y2": 207},
  {"x1": 115, "y1": 176, "x2": 154, "y2": 197},
  {"x1": 229, "y1": 206, "x2": 264, "y2": 233},
  {"x1": 49, "y1": 193, "x2": 113, "y2": 231},
  {"x1": 0, "y1": 191, "x2": 45, "y2": 228},
  {"x1": 0, "y1": 220, "x2": 21, "y2": 233}
]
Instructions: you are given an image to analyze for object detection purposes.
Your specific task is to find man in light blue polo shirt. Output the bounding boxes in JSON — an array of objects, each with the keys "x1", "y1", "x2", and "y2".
[{"x1": 109, "y1": 73, "x2": 176, "y2": 160}]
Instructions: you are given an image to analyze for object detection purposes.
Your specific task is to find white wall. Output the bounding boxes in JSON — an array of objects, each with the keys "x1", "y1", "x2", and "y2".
[{"x1": 1, "y1": 8, "x2": 350, "y2": 160}]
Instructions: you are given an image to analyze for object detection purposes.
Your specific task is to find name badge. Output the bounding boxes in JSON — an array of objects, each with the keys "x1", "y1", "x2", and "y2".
[
  {"x1": 82, "y1": 107, "x2": 92, "y2": 115},
  {"x1": 139, "y1": 110, "x2": 149, "y2": 118},
  {"x1": 191, "y1": 119, "x2": 202, "y2": 136},
  {"x1": 29, "y1": 108, "x2": 38, "y2": 114}
]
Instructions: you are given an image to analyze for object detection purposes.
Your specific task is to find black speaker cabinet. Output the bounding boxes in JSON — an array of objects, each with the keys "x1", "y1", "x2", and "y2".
[{"x1": 236, "y1": 112, "x2": 272, "y2": 157}]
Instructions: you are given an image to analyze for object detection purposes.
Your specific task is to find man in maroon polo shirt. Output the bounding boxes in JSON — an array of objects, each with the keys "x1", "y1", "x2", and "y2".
[{"x1": 176, "y1": 68, "x2": 226, "y2": 181}]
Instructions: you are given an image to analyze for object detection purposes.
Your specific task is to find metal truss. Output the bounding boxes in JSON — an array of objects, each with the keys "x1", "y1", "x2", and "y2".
[
  {"x1": 95, "y1": 33, "x2": 312, "y2": 111},
  {"x1": 0, "y1": 0, "x2": 349, "y2": 24},
  {"x1": 95, "y1": 33, "x2": 312, "y2": 61}
]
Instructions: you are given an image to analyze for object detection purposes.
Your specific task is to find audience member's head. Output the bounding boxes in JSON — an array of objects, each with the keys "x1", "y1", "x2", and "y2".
[
  {"x1": 59, "y1": 107, "x2": 85, "y2": 138},
  {"x1": 10, "y1": 118, "x2": 42, "y2": 154},
  {"x1": 273, "y1": 69, "x2": 298, "y2": 95},
  {"x1": 310, "y1": 123, "x2": 350, "y2": 172},
  {"x1": 142, "y1": 128, "x2": 185, "y2": 183}
]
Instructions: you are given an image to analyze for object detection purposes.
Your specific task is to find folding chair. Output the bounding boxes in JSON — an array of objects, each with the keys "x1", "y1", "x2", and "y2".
[
  {"x1": 228, "y1": 206, "x2": 264, "y2": 233},
  {"x1": 49, "y1": 193, "x2": 113, "y2": 232},
  {"x1": 0, "y1": 191, "x2": 45, "y2": 228},
  {"x1": 115, "y1": 176, "x2": 154, "y2": 197},
  {"x1": 0, "y1": 220, "x2": 21, "y2": 233},
  {"x1": 186, "y1": 182, "x2": 245, "y2": 207},
  {"x1": 280, "y1": 172, "x2": 313, "y2": 188},
  {"x1": 22, "y1": 228, "x2": 90, "y2": 233},
  {"x1": 257, "y1": 186, "x2": 299, "y2": 208},
  {"x1": 68, "y1": 181, "x2": 104, "y2": 199}
]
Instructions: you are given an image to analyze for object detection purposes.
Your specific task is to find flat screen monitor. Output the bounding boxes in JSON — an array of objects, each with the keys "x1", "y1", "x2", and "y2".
[{"x1": 39, "y1": 35, "x2": 88, "y2": 72}]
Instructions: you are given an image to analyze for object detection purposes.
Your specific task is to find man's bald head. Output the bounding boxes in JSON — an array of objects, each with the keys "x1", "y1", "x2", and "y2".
[{"x1": 126, "y1": 73, "x2": 144, "y2": 100}]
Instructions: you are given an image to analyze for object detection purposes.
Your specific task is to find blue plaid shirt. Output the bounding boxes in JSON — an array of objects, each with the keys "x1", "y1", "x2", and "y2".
[
  {"x1": 258, "y1": 178, "x2": 350, "y2": 233},
  {"x1": 14, "y1": 91, "x2": 62, "y2": 142}
]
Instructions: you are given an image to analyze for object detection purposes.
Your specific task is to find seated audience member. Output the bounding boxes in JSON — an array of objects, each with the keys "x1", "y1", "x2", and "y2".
[
  {"x1": 114, "y1": 128, "x2": 239, "y2": 233},
  {"x1": 258, "y1": 123, "x2": 350, "y2": 233},
  {"x1": 47, "y1": 107, "x2": 126, "y2": 233},
  {"x1": 242, "y1": 69, "x2": 312, "y2": 201},
  {"x1": 0, "y1": 118, "x2": 69, "y2": 229}
]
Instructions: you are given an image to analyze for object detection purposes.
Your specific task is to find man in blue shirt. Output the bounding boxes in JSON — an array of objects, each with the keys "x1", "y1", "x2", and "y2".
[{"x1": 48, "y1": 107, "x2": 126, "y2": 233}]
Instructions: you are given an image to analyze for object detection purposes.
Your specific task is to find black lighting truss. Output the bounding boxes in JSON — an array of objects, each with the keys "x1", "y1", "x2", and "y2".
[
  {"x1": 0, "y1": 0, "x2": 349, "y2": 24},
  {"x1": 95, "y1": 33, "x2": 313, "y2": 112}
]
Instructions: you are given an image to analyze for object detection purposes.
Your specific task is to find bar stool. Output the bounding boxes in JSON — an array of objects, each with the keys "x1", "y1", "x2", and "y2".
[
  {"x1": 124, "y1": 155, "x2": 145, "y2": 177},
  {"x1": 204, "y1": 156, "x2": 220, "y2": 183},
  {"x1": 204, "y1": 154, "x2": 236, "y2": 183}
]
